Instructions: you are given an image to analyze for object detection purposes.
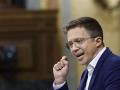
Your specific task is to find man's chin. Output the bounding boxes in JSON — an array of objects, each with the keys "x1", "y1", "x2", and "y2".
[
  {"x1": 77, "y1": 59, "x2": 86, "y2": 65},
  {"x1": 78, "y1": 61, "x2": 86, "y2": 65}
]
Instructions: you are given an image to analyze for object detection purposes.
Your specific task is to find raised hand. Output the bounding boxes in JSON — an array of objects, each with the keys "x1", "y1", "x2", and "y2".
[{"x1": 53, "y1": 56, "x2": 69, "y2": 85}]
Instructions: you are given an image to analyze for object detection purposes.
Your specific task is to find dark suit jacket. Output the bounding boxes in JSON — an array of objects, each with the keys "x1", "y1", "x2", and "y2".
[{"x1": 50, "y1": 48, "x2": 120, "y2": 90}]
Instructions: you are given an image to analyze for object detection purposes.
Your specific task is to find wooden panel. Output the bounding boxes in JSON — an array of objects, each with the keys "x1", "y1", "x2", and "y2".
[
  {"x1": 0, "y1": 11, "x2": 57, "y2": 32},
  {"x1": 0, "y1": 10, "x2": 61, "y2": 80},
  {"x1": 0, "y1": 0, "x2": 7, "y2": 3}
]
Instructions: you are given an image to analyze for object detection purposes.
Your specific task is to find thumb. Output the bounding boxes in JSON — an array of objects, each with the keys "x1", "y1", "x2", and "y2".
[
  {"x1": 63, "y1": 59, "x2": 68, "y2": 65},
  {"x1": 61, "y1": 56, "x2": 68, "y2": 65}
]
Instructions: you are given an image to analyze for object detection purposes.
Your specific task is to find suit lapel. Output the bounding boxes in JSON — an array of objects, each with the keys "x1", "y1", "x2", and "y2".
[
  {"x1": 88, "y1": 48, "x2": 112, "y2": 90},
  {"x1": 78, "y1": 69, "x2": 88, "y2": 90}
]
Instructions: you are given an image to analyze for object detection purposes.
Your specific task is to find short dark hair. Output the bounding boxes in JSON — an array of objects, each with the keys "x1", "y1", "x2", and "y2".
[{"x1": 64, "y1": 17, "x2": 103, "y2": 40}]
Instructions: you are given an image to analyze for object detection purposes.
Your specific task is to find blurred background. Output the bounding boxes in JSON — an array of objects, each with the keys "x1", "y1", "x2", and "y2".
[{"x1": 0, "y1": 0, "x2": 120, "y2": 90}]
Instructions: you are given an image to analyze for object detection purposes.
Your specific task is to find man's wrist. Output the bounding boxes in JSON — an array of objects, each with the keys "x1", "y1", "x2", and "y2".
[
  {"x1": 53, "y1": 81, "x2": 66, "y2": 90},
  {"x1": 54, "y1": 78, "x2": 66, "y2": 85},
  {"x1": 54, "y1": 80, "x2": 65, "y2": 85}
]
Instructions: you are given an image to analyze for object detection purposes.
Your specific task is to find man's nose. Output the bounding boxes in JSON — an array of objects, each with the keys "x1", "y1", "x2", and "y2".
[{"x1": 71, "y1": 43, "x2": 79, "y2": 52}]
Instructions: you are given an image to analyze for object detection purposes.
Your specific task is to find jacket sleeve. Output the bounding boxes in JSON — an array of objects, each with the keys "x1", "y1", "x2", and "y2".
[{"x1": 49, "y1": 82, "x2": 69, "y2": 90}]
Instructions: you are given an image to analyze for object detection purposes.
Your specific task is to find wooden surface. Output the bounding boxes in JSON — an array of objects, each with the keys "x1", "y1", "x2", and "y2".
[{"x1": 0, "y1": 10, "x2": 61, "y2": 80}]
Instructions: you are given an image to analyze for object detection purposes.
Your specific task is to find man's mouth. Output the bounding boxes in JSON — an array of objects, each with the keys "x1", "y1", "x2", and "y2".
[{"x1": 75, "y1": 53, "x2": 84, "y2": 58}]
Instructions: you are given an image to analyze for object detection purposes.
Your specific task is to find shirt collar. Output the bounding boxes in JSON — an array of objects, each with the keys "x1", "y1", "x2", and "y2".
[{"x1": 87, "y1": 47, "x2": 106, "y2": 70}]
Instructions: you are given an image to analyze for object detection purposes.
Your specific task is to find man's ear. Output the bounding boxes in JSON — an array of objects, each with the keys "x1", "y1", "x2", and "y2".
[{"x1": 95, "y1": 37, "x2": 103, "y2": 47}]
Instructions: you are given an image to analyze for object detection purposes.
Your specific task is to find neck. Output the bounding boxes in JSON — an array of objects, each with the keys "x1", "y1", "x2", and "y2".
[{"x1": 86, "y1": 45, "x2": 105, "y2": 66}]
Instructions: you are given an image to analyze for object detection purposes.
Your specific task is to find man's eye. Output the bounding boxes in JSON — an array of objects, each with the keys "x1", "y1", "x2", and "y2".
[
  {"x1": 76, "y1": 39, "x2": 82, "y2": 43},
  {"x1": 69, "y1": 42, "x2": 73, "y2": 46}
]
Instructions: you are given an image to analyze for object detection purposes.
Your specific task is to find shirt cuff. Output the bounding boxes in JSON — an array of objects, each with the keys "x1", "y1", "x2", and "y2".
[{"x1": 53, "y1": 81, "x2": 66, "y2": 90}]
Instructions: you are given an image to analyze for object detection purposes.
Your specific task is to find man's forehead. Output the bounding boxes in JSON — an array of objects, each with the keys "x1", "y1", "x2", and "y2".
[{"x1": 67, "y1": 28, "x2": 90, "y2": 39}]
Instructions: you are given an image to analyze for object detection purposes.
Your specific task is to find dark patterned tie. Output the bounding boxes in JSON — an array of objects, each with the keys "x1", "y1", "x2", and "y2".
[{"x1": 78, "y1": 69, "x2": 88, "y2": 90}]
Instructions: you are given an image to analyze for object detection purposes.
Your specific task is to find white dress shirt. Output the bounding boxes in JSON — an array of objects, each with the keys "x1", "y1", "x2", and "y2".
[
  {"x1": 84, "y1": 47, "x2": 106, "y2": 90},
  {"x1": 53, "y1": 47, "x2": 106, "y2": 90}
]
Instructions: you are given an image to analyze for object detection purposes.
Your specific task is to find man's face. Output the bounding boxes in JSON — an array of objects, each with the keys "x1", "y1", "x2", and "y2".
[{"x1": 67, "y1": 27, "x2": 100, "y2": 65}]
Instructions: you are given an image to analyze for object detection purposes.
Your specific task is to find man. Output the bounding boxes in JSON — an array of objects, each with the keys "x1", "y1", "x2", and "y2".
[{"x1": 51, "y1": 17, "x2": 120, "y2": 90}]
